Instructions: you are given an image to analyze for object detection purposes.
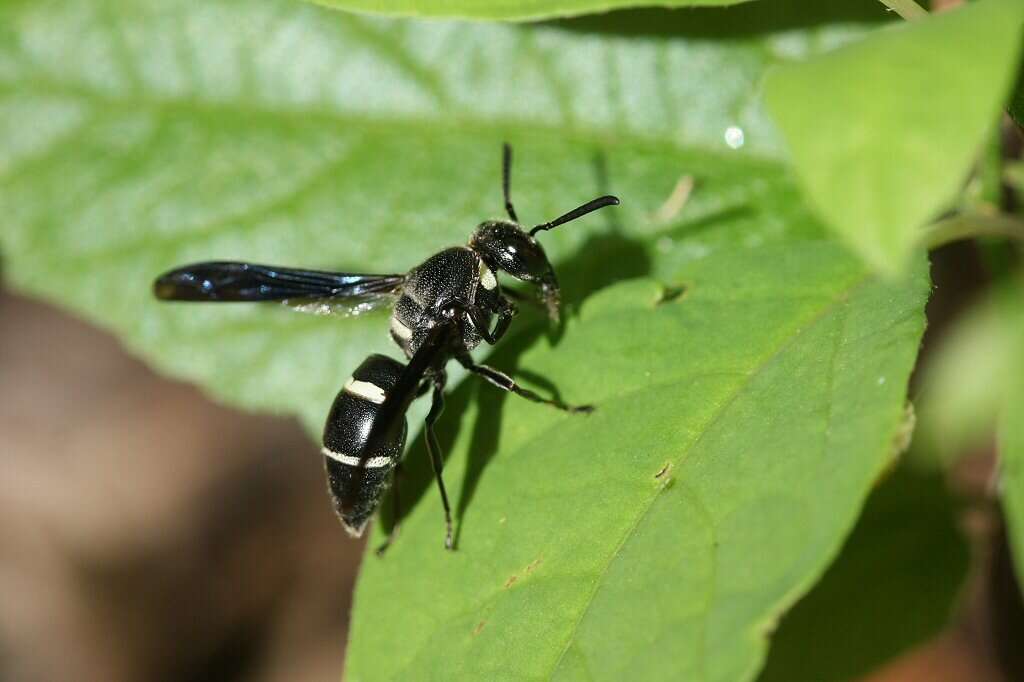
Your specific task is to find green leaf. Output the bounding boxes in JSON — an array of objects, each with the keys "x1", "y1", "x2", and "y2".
[
  {"x1": 764, "y1": 0, "x2": 1024, "y2": 275},
  {"x1": 0, "y1": 0, "x2": 929, "y2": 679},
  {"x1": 308, "y1": 0, "x2": 750, "y2": 22},
  {"x1": 759, "y1": 467, "x2": 968, "y2": 682},
  {"x1": 348, "y1": 255, "x2": 928, "y2": 681},
  {"x1": 0, "y1": 0, "x2": 876, "y2": 434}
]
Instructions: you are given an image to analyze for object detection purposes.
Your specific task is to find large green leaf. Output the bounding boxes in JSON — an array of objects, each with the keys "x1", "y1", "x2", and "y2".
[
  {"x1": 0, "y1": 0, "x2": 879, "y2": 433},
  {"x1": 349, "y1": 252, "x2": 928, "y2": 681},
  {"x1": 764, "y1": 0, "x2": 1024, "y2": 274},
  {"x1": 0, "y1": 0, "x2": 929, "y2": 679}
]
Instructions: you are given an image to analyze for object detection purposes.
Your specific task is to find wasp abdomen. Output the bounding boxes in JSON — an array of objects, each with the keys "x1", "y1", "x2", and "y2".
[{"x1": 322, "y1": 354, "x2": 408, "y2": 537}]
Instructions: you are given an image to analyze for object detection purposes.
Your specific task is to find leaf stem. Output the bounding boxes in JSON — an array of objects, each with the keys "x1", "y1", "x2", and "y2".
[
  {"x1": 878, "y1": 0, "x2": 929, "y2": 20},
  {"x1": 924, "y1": 213, "x2": 1024, "y2": 250}
]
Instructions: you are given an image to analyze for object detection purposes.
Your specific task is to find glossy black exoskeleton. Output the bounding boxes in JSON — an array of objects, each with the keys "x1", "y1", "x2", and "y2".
[{"x1": 153, "y1": 145, "x2": 619, "y2": 551}]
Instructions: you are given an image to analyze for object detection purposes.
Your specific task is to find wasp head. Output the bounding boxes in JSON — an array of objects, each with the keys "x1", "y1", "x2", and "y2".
[{"x1": 470, "y1": 220, "x2": 560, "y2": 320}]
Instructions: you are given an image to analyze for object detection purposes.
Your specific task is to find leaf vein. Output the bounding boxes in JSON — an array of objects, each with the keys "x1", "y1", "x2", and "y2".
[{"x1": 64, "y1": 136, "x2": 368, "y2": 264}]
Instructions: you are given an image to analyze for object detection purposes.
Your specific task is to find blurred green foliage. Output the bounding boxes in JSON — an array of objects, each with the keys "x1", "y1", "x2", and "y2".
[{"x1": 764, "y1": 0, "x2": 1024, "y2": 273}]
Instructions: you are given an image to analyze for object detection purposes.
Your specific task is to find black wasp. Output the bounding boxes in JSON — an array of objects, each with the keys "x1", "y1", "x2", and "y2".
[{"x1": 154, "y1": 145, "x2": 619, "y2": 551}]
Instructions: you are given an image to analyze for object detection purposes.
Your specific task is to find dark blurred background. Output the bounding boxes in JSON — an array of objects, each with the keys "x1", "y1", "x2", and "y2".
[{"x1": 0, "y1": 289, "x2": 365, "y2": 682}]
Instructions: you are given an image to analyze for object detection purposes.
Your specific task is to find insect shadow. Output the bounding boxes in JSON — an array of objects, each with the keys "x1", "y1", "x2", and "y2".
[{"x1": 377, "y1": 182, "x2": 650, "y2": 548}]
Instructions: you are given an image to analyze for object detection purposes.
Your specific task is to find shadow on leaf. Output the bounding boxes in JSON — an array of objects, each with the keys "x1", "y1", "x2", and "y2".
[
  {"x1": 552, "y1": 0, "x2": 892, "y2": 40},
  {"x1": 758, "y1": 466, "x2": 969, "y2": 682},
  {"x1": 377, "y1": 225, "x2": 651, "y2": 549}
]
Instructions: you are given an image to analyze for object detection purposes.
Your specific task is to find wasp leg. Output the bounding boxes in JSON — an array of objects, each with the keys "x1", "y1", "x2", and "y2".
[
  {"x1": 415, "y1": 378, "x2": 432, "y2": 398},
  {"x1": 375, "y1": 462, "x2": 403, "y2": 557},
  {"x1": 457, "y1": 354, "x2": 594, "y2": 413},
  {"x1": 443, "y1": 299, "x2": 515, "y2": 346},
  {"x1": 485, "y1": 299, "x2": 517, "y2": 345},
  {"x1": 424, "y1": 375, "x2": 455, "y2": 550},
  {"x1": 377, "y1": 379, "x2": 431, "y2": 554}
]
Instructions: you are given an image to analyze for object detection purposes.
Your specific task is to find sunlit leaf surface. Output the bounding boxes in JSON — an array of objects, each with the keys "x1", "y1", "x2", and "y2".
[{"x1": 349, "y1": 254, "x2": 927, "y2": 681}]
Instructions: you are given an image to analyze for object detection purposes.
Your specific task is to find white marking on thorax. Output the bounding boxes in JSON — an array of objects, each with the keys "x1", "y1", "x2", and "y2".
[
  {"x1": 479, "y1": 262, "x2": 498, "y2": 290},
  {"x1": 344, "y1": 378, "x2": 387, "y2": 404},
  {"x1": 321, "y1": 446, "x2": 392, "y2": 468},
  {"x1": 390, "y1": 317, "x2": 413, "y2": 341}
]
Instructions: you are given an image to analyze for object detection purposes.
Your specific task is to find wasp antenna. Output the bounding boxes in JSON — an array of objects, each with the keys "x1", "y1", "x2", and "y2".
[
  {"x1": 529, "y1": 195, "x2": 619, "y2": 237},
  {"x1": 502, "y1": 143, "x2": 518, "y2": 223}
]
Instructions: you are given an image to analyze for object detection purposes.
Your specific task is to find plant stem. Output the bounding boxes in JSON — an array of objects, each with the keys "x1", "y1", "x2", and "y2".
[
  {"x1": 878, "y1": 0, "x2": 929, "y2": 20},
  {"x1": 924, "y1": 213, "x2": 1024, "y2": 250}
]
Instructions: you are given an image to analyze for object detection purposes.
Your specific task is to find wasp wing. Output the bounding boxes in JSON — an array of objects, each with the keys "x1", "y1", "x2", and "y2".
[
  {"x1": 154, "y1": 261, "x2": 404, "y2": 316},
  {"x1": 283, "y1": 292, "x2": 398, "y2": 317}
]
